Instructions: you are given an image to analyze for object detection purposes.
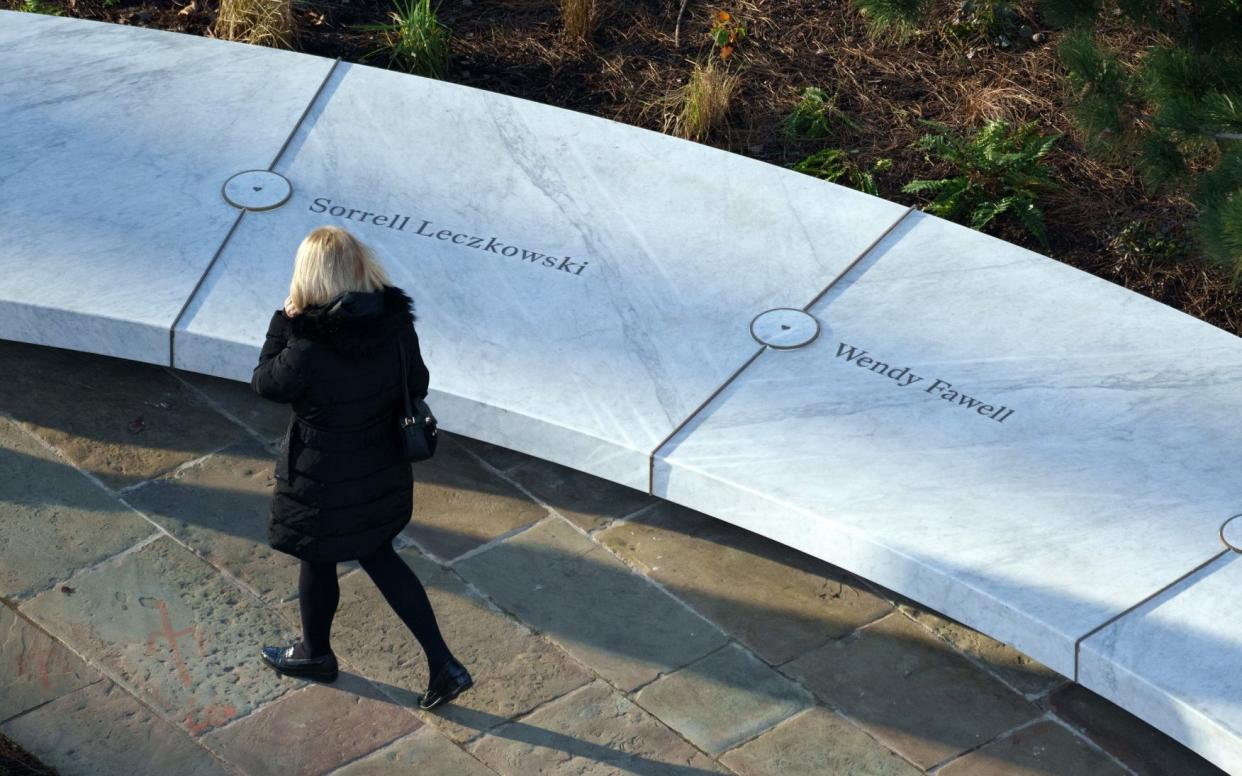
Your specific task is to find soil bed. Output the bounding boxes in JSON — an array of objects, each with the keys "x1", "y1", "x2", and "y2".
[{"x1": 5, "y1": 0, "x2": 1240, "y2": 334}]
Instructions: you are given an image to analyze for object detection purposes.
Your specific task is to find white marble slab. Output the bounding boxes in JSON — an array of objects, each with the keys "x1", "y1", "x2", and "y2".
[
  {"x1": 655, "y1": 211, "x2": 1242, "y2": 677},
  {"x1": 0, "y1": 12, "x2": 333, "y2": 364},
  {"x1": 1080, "y1": 552, "x2": 1242, "y2": 774},
  {"x1": 172, "y1": 60, "x2": 910, "y2": 489}
]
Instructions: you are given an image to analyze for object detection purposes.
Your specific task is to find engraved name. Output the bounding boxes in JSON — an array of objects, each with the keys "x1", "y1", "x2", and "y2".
[
  {"x1": 309, "y1": 197, "x2": 591, "y2": 277},
  {"x1": 835, "y1": 342, "x2": 1015, "y2": 423}
]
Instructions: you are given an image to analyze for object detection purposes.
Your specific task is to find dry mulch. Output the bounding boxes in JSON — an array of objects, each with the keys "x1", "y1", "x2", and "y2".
[{"x1": 5, "y1": 0, "x2": 1240, "y2": 334}]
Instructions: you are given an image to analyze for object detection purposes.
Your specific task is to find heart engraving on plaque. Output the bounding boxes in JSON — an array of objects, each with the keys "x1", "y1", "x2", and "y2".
[
  {"x1": 253, "y1": 186, "x2": 263, "y2": 192},
  {"x1": 781, "y1": 324, "x2": 792, "y2": 330}
]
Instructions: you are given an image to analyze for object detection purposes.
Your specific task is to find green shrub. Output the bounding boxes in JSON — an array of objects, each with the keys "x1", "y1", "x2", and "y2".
[
  {"x1": 853, "y1": 0, "x2": 1025, "y2": 44},
  {"x1": 21, "y1": 0, "x2": 62, "y2": 15},
  {"x1": 901, "y1": 120, "x2": 1060, "y2": 248},
  {"x1": 357, "y1": 0, "x2": 451, "y2": 79},
  {"x1": 784, "y1": 87, "x2": 860, "y2": 140},
  {"x1": 1048, "y1": 0, "x2": 1242, "y2": 279},
  {"x1": 792, "y1": 148, "x2": 891, "y2": 196}
]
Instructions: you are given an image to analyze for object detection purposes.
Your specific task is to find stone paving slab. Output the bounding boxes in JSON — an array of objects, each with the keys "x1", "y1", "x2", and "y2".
[
  {"x1": 328, "y1": 727, "x2": 497, "y2": 776},
  {"x1": 599, "y1": 502, "x2": 893, "y2": 665},
  {"x1": 783, "y1": 612, "x2": 1039, "y2": 769},
  {"x1": 124, "y1": 439, "x2": 359, "y2": 603},
  {"x1": 0, "y1": 340, "x2": 248, "y2": 491},
  {"x1": 937, "y1": 719, "x2": 1128, "y2": 776},
  {"x1": 718, "y1": 706, "x2": 922, "y2": 776},
  {"x1": 455, "y1": 517, "x2": 727, "y2": 691},
  {"x1": 506, "y1": 458, "x2": 657, "y2": 533},
  {"x1": 1048, "y1": 683, "x2": 1228, "y2": 776},
  {"x1": 0, "y1": 415, "x2": 157, "y2": 601},
  {"x1": 202, "y1": 673, "x2": 422, "y2": 776},
  {"x1": 1, "y1": 678, "x2": 231, "y2": 776},
  {"x1": 20, "y1": 535, "x2": 296, "y2": 737},
  {"x1": 171, "y1": 369, "x2": 294, "y2": 443},
  {"x1": 0, "y1": 602, "x2": 100, "y2": 723},
  {"x1": 898, "y1": 605, "x2": 1065, "y2": 699},
  {"x1": 402, "y1": 437, "x2": 549, "y2": 561},
  {"x1": 634, "y1": 642, "x2": 813, "y2": 754},
  {"x1": 292, "y1": 546, "x2": 592, "y2": 743},
  {"x1": 469, "y1": 680, "x2": 725, "y2": 776}
]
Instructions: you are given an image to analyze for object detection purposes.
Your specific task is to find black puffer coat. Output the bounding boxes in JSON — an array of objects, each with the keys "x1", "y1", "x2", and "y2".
[{"x1": 251, "y1": 284, "x2": 429, "y2": 563}]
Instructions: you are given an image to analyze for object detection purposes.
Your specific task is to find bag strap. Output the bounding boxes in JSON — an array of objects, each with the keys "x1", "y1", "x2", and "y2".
[{"x1": 400, "y1": 336, "x2": 424, "y2": 424}]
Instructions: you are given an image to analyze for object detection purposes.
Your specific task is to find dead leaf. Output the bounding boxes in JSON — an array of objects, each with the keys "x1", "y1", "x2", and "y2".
[{"x1": 177, "y1": 1, "x2": 196, "y2": 15}]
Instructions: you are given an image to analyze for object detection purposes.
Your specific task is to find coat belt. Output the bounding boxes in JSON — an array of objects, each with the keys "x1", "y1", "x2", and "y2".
[{"x1": 292, "y1": 413, "x2": 395, "y2": 449}]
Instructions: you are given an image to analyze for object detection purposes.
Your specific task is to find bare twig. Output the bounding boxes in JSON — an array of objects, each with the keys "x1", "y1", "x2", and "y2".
[{"x1": 673, "y1": 0, "x2": 689, "y2": 47}]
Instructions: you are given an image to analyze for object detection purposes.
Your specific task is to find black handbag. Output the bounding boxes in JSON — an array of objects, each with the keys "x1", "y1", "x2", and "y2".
[{"x1": 397, "y1": 338, "x2": 438, "y2": 461}]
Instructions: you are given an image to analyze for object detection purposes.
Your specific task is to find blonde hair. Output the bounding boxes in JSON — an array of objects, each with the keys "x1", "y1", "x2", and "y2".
[{"x1": 290, "y1": 226, "x2": 392, "y2": 309}]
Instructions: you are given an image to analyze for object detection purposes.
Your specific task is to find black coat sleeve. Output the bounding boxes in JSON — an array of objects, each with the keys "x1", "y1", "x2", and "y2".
[
  {"x1": 405, "y1": 324, "x2": 430, "y2": 402},
  {"x1": 251, "y1": 309, "x2": 311, "y2": 403}
]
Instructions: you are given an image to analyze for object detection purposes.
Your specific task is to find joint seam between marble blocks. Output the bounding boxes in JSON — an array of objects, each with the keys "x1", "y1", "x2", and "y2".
[
  {"x1": 164, "y1": 367, "x2": 283, "y2": 451},
  {"x1": 168, "y1": 209, "x2": 246, "y2": 369},
  {"x1": 267, "y1": 56, "x2": 344, "y2": 172},
  {"x1": 165, "y1": 56, "x2": 344, "y2": 371},
  {"x1": 1071, "y1": 547, "x2": 1232, "y2": 683},
  {"x1": 642, "y1": 204, "x2": 917, "y2": 496}
]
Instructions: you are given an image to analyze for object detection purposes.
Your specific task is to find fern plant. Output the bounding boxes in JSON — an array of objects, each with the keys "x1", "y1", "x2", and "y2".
[
  {"x1": 784, "y1": 87, "x2": 860, "y2": 140},
  {"x1": 356, "y1": 0, "x2": 450, "y2": 79},
  {"x1": 792, "y1": 148, "x2": 891, "y2": 196},
  {"x1": 901, "y1": 120, "x2": 1060, "y2": 248}
]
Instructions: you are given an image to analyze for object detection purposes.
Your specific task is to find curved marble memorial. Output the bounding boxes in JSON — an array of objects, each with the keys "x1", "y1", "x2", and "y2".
[{"x1": 3, "y1": 10, "x2": 1242, "y2": 771}]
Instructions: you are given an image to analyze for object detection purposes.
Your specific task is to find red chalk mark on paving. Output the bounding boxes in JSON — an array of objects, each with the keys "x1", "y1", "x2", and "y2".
[
  {"x1": 14, "y1": 636, "x2": 72, "y2": 689},
  {"x1": 184, "y1": 700, "x2": 238, "y2": 736},
  {"x1": 143, "y1": 598, "x2": 205, "y2": 689}
]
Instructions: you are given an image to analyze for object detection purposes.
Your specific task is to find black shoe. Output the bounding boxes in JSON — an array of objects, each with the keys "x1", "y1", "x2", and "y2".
[
  {"x1": 260, "y1": 642, "x2": 339, "y2": 683},
  {"x1": 419, "y1": 657, "x2": 473, "y2": 710}
]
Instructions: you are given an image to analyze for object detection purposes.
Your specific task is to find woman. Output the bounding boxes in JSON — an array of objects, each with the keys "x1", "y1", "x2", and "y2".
[{"x1": 251, "y1": 225, "x2": 472, "y2": 711}]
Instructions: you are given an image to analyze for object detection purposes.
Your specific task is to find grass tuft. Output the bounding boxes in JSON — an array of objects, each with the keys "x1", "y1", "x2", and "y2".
[
  {"x1": 212, "y1": 0, "x2": 295, "y2": 48},
  {"x1": 356, "y1": 0, "x2": 451, "y2": 78},
  {"x1": 561, "y1": 0, "x2": 598, "y2": 42},
  {"x1": 672, "y1": 58, "x2": 740, "y2": 142},
  {"x1": 212, "y1": 0, "x2": 294, "y2": 48}
]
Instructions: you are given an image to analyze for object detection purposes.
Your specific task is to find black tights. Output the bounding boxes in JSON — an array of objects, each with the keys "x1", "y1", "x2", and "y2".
[{"x1": 295, "y1": 541, "x2": 453, "y2": 676}]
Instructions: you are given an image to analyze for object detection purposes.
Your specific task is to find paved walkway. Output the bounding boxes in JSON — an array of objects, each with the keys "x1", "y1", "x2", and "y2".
[{"x1": 0, "y1": 338, "x2": 1226, "y2": 776}]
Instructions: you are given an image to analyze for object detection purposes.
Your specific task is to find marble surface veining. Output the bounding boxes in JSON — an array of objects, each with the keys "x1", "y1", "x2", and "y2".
[
  {"x1": 655, "y1": 212, "x2": 1242, "y2": 677},
  {"x1": 0, "y1": 11, "x2": 333, "y2": 364},
  {"x1": 1080, "y1": 553, "x2": 1242, "y2": 774},
  {"x1": 172, "y1": 60, "x2": 909, "y2": 489}
]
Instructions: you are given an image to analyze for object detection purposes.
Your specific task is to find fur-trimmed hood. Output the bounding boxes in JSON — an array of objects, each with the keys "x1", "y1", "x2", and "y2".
[{"x1": 289, "y1": 284, "x2": 416, "y2": 361}]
